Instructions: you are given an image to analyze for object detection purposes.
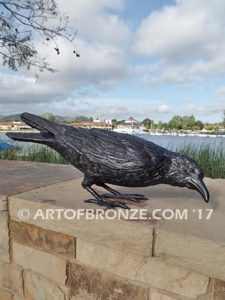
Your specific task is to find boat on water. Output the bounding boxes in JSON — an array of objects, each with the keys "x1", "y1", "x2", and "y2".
[
  {"x1": 113, "y1": 128, "x2": 225, "y2": 137},
  {"x1": 0, "y1": 142, "x2": 14, "y2": 150},
  {"x1": 113, "y1": 128, "x2": 145, "y2": 135}
]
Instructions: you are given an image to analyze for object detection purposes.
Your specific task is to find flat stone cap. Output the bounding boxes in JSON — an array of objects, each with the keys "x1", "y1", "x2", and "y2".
[{"x1": 2, "y1": 160, "x2": 225, "y2": 281}]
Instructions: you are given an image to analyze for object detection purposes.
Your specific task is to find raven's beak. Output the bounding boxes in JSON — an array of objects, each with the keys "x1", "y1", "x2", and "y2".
[{"x1": 190, "y1": 178, "x2": 210, "y2": 203}]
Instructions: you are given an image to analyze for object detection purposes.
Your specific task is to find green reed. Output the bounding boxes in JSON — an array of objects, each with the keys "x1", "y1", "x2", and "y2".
[{"x1": 0, "y1": 143, "x2": 224, "y2": 178}]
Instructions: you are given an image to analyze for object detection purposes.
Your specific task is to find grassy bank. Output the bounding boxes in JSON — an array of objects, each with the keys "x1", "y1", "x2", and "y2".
[
  {"x1": 0, "y1": 144, "x2": 224, "y2": 179},
  {"x1": 175, "y1": 144, "x2": 225, "y2": 179},
  {"x1": 0, "y1": 145, "x2": 68, "y2": 165}
]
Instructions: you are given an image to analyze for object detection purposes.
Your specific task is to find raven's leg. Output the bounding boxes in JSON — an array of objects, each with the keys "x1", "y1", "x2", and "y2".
[
  {"x1": 99, "y1": 183, "x2": 148, "y2": 202},
  {"x1": 81, "y1": 178, "x2": 129, "y2": 209}
]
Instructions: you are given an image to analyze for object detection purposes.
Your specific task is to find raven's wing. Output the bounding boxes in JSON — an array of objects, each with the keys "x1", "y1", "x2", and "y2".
[
  {"x1": 85, "y1": 129, "x2": 148, "y2": 169},
  {"x1": 58, "y1": 127, "x2": 167, "y2": 174},
  {"x1": 87, "y1": 128, "x2": 169, "y2": 163}
]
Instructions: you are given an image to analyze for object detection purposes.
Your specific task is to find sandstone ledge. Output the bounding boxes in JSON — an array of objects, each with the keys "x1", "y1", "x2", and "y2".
[{"x1": 0, "y1": 160, "x2": 225, "y2": 300}]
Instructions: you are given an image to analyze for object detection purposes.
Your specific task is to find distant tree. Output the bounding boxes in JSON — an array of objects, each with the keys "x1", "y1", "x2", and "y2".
[
  {"x1": 141, "y1": 118, "x2": 153, "y2": 130},
  {"x1": 74, "y1": 116, "x2": 93, "y2": 122},
  {"x1": 168, "y1": 115, "x2": 197, "y2": 130},
  {"x1": 206, "y1": 124, "x2": 214, "y2": 131},
  {"x1": 182, "y1": 115, "x2": 195, "y2": 129},
  {"x1": 193, "y1": 125, "x2": 200, "y2": 131},
  {"x1": 157, "y1": 120, "x2": 163, "y2": 130},
  {"x1": 117, "y1": 119, "x2": 125, "y2": 125},
  {"x1": 43, "y1": 112, "x2": 55, "y2": 121},
  {"x1": 168, "y1": 115, "x2": 183, "y2": 129},
  {"x1": 141, "y1": 118, "x2": 151, "y2": 124},
  {"x1": 195, "y1": 120, "x2": 204, "y2": 130},
  {"x1": 0, "y1": 0, "x2": 79, "y2": 72}
]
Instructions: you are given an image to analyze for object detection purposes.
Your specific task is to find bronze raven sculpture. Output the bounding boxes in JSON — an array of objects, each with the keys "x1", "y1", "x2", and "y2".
[{"x1": 7, "y1": 112, "x2": 210, "y2": 209}]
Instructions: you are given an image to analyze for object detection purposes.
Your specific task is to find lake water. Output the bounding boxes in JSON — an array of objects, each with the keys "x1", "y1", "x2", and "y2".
[
  {"x1": 0, "y1": 131, "x2": 225, "y2": 151},
  {"x1": 138, "y1": 134, "x2": 225, "y2": 150}
]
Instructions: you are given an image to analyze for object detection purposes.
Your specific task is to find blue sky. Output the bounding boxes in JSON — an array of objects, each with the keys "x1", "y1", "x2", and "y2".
[{"x1": 0, "y1": 0, "x2": 225, "y2": 122}]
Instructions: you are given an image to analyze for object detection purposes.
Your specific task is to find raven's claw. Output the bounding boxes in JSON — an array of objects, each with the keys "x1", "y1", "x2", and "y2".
[
  {"x1": 84, "y1": 199, "x2": 130, "y2": 209},
  {"x1": 101, "y1": 193, "x2": 148, "y2": 202}
]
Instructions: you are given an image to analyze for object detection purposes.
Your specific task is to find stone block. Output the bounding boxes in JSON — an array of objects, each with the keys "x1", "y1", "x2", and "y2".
[
  {"x1": 76, "y1": 239, "x2": 145, "y2": 280},
  {"x1": 12, "y1": 242, "x2": 67, "y2": 284},
  {"x1": 11, "y1": 220, "x2": 75, "y2": 258},
  {"x1": 0, "y1": 261, "x2": 23, "y2": 297},
  {"x1": 77, "y1": 239, "x2": 209, "y2": 298},
  {"x1": 0, "y1": 211, "x2": 10, "y2": 263},
  {"x1": 24, "y1": 270, "x2": 65, "y2": 300},
  {"x1": 0, "y1": 195, "x2": 7, "y2": 211},
  {"x1": 155, "y1": 179, "x2": 225, "y2": 281},
  {"x1": 213, "y1": 279, "x2": 225, "y2": 300},
  {"x1": 77, "y1": 238, "x2": 209, "y2": 299},
  {"x1": 150, "y1": 290, "x2": 180, "y2": 300},
  {"x1": 67, "y1": 261, "x2": 149, "y2": 300},
  {"x1": 0, "y1": 288, "x2": 13, "y2": 300},
  {"x1": 9, "y1": 178, "x2": 155, "y2": 256},
  {"x1": 137, "y1": 258, "x2": 209, "y2": 299}
]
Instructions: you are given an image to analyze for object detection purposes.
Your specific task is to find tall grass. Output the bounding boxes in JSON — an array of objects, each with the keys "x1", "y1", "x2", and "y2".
[
  {"x1": 0, "y1": 145, "x2": 68, "y2": 164},
  {"x1": 175, "y1": 144, "x2": 225, "y2": 179},
  {"x1": 0, "y1": 144, "x2": 224, "y2": 179}
]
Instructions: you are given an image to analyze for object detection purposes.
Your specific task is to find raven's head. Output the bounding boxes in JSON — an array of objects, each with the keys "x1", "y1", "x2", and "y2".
[{"x1": 164, "y1": 154, "x2": 210, "y2": 203}]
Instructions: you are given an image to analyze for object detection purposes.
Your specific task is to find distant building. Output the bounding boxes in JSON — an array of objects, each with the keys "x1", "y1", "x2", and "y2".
[
  {"x1": 93, "y1": 119, "x2": 101, "y2": 123},
  {"x1": 0, "y1": 121, "x2": 32, "y2": 131},
  {"x1": 68, "y1": 121, "x2": 113, "y2": 130},
  {"x1": 0, "y1": 122, "x2": 13, "y2": 130},
  {"x1": 114, "y1": 117, "x2": 145, "y2": 134},
  {"x1": 12, "y1": 122, "x2": 32, "y2": 130},
  {"x1": 124, "y1": 117, "x2": 139, "y2": 125},
  {"x1": 105, "y1": 120, "x2": 112, "y2": 125}
]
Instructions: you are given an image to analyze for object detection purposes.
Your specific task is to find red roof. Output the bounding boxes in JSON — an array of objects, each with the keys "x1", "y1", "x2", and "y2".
[
  {"x1": 68, "y1": 122, "x2": 111, "y2": 127},
  {"x1": 0, "y1": 122, "x2": 13, "y2": 126}
]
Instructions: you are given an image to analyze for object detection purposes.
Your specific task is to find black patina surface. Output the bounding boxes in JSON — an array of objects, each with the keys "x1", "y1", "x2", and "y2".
[{"x1": 7, "y1": 113, "x2": 210, "y2": 209}]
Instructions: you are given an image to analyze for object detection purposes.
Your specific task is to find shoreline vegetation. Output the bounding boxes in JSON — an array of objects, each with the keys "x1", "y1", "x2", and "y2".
[
  {"x1": 1, "y1": 129, "x2": 225, "y2": 137},
  {"x1": 1, "y1": 112, "x2": 225, "y2": 134},
  {"x1": 0, "y1": 144, "x2": 224, "y2": 179}
]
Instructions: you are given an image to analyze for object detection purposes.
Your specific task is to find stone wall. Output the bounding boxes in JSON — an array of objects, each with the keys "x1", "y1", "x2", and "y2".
[{"x1": 0, "y1": 160, "x2": 225, "y2": 300}]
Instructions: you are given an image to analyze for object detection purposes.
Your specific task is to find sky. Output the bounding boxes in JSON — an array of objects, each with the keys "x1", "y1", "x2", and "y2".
[{"x1": 1, "y1": 0, "x2": 225, "y2": 122}]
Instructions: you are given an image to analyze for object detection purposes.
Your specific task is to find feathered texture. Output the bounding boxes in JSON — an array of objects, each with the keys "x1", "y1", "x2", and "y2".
[{"x1": 7, "y1": 112, "x2": 210, "y2": 209}]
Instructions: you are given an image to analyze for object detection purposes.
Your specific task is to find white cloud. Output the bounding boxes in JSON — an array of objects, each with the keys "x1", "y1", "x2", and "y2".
[
  {"x1": 185, "y1": 102, "x2": 225, "y2": 116},
  {"x1": 217, "y1": 86, "x2": 225, "y2": 96},
  {"x1": 1, "y1": 0, "x2": 225, "y2": 121},
  {"x1": 0, "y1": 0, "x2": 130, "y2": 114},
  {"x1": 134, "y1": 0, "x2": 225, "y2": 83},
  {"x1": 36, "y1": 38, "x2": 128, "y2": 90},
  {"x1": 0, "y1": 81, "x2": 171, "y2": 119},
  {"x1": 56, "y1": 0, "x2": 129, "y2": 47},
  {"x1": 158, "y1": 104, "x2": 170, "y2": 113},
  {"x1": 32, "y1": 0, "x2": 130, "y2": 91},
  {"x1": 0, "y1": 72, "x2": 62, "y2": 104}
]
